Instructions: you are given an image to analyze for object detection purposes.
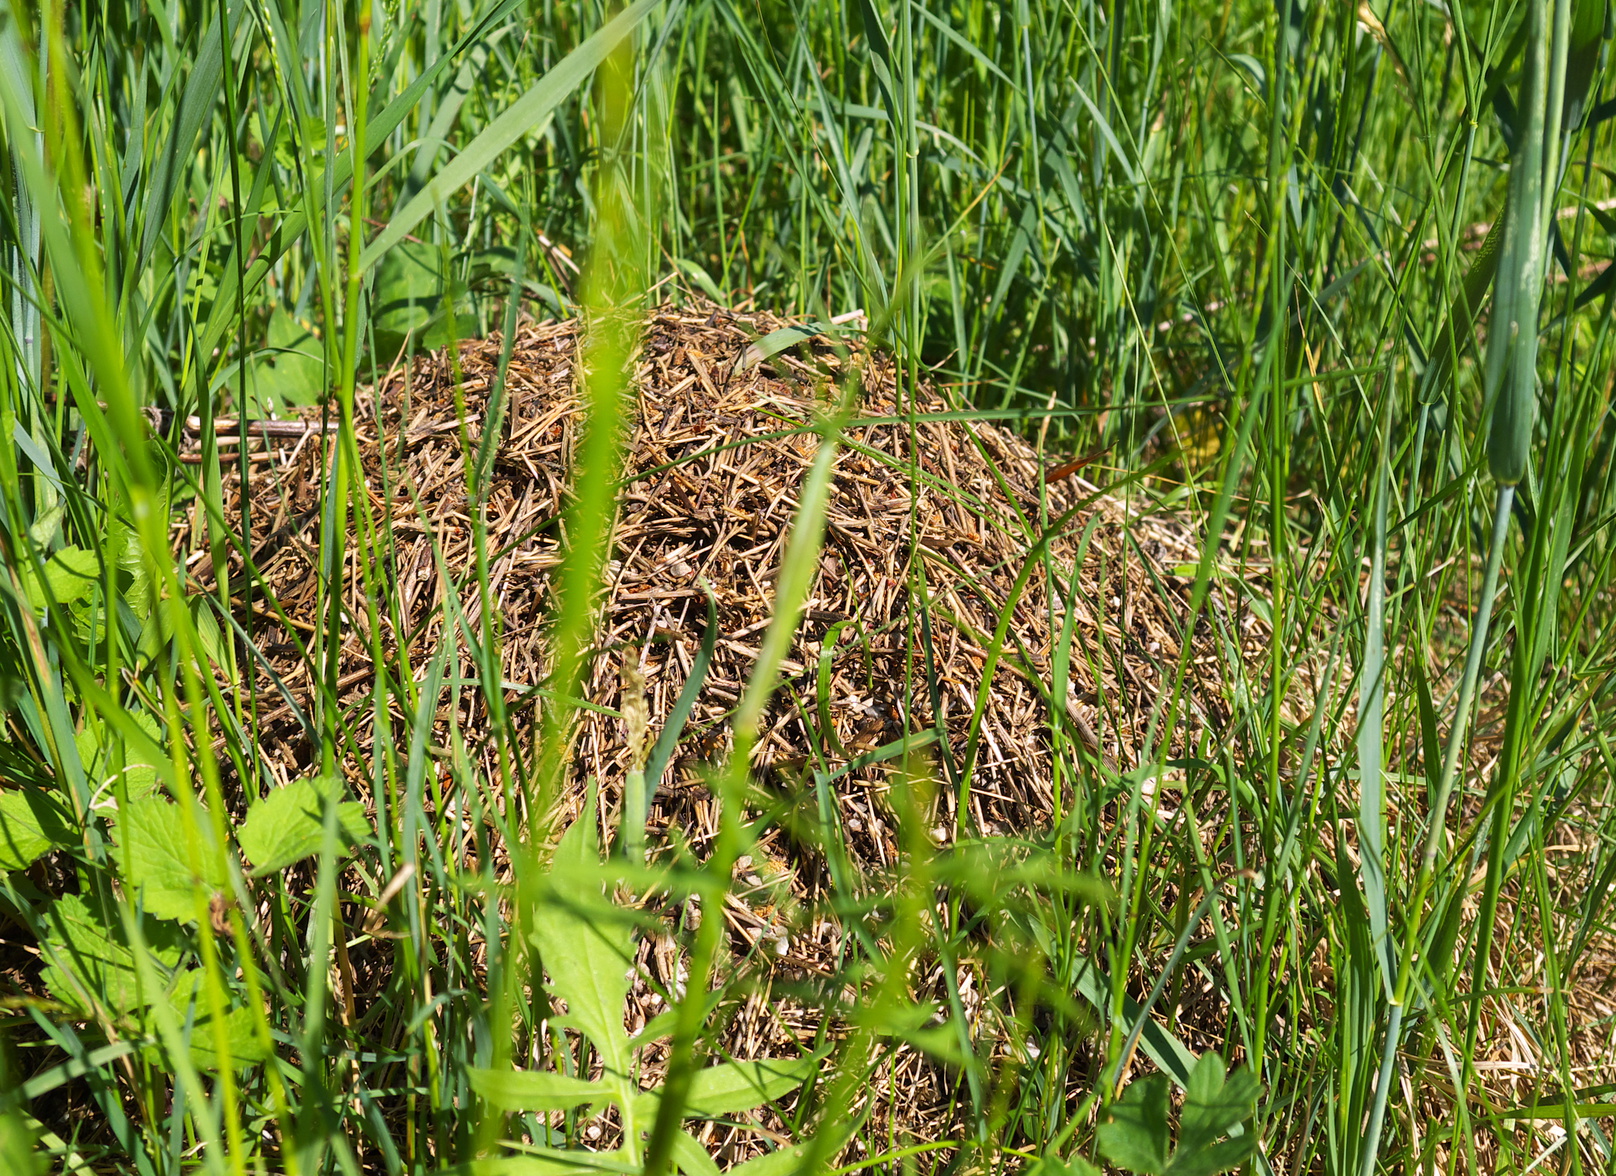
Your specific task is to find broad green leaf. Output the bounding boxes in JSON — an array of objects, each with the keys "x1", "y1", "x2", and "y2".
[
  {"x1": 359, "y1": 0, "x2": 660, "y2": 272},
  {"x1": 238, "y1": 775, "x2": 369, "y2": 877},
  {"x1": 723, "y1": 1116, "x2": 856, "y2": 1176},
  {"x1": 670, "y1": 1130, "x2": 723, "y2": 1176},
  {"x1": 627, "y1": 1007, "x2": 681, "y2": 1049},
  {"x1": 530, "y1": 794, "x2": 634, "y2": 1070},
  {"x1": 135, "y1": 0, "x2": 245, "y2": 271},
  {"x1": 39, "y1": 892, "x2": 184, "y2": 1016},
  {"x1": 435, "y1": 1149, "x2": 638, "y2": 1175},
  {"x1": 19, "y1": 546, "x2": 98, "y2": 614},
  {"x1": 163, "y1": 968, "x2": 272, "y2": 1070},
  {"x1": 725, "y1": 1144, "x2": 816, "y2": 1176},
  {"x1": 1072, "y1": 962, "x2": 1196, "y2": 1085},
  {"x1": 1166, "y1": 1054, "x2": 1259, "y2": 1176},
  {"x1": 632, "y1": 1055, "x2": 824, "y2": 1124},
  {"x1": 76, "y1": 711, "x2": 164, "y2": 800},
  {"x1": 0, "y1": 1112, "x2": 43, "y2": 1176},
  {"x1": 1025, "y1": 1158, "x2": 1103, "y2": 1176},
  {"x1": 727, "y1": 1150, "x2": 814, "y2": 1176},
  {"x1": 0, "y1": 788, "x2": 74, "y2": 870},
  {"x1": 237, "y1": 310, "x2": 327, "y2": 417},
  {"x1": 114, "y1": 797, "x2": 230, "y2": 922},
  {"x1": 685, "y1": 1056, "x2": 821, "y2": 1116},
  {"x1": 187, "y1": 595, "x2": 229, "y2": 672},
  {"x1": 1098, "y1": 1073, "x2": 1171, "y2": 1175},
  {"x1": 109, "y1": 509, "x2": 156, "y2": 627},
  {"x1": 733, "y1": 321, "x2": 856, "y2": 373},
  {"x1": 468, "y1": 1067, "x2": 612, "y2": 1112},
  {"x1": 371, "y1": 242, "x2": 474, "y2": 355},
  {"x1": 864, "y1": 999, "x2": 963, "y2": 1064},
  {"x1": 192, "y1": 0, "x2": 527, "y2": 370}
]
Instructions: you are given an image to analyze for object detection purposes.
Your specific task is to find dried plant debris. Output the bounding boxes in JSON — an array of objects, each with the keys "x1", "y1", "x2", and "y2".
[{"x1": 193, "y1": 302, "x2": 1262, "y2": 856}]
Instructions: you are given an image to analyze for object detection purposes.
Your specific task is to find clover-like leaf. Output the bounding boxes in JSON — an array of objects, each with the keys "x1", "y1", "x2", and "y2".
[{"x1": 238, "y1": 774, "x2": 368, "y2": 877}]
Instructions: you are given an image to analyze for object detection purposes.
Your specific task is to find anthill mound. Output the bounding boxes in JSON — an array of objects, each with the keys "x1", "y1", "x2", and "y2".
[
  {"x1": 171, "y1": 302, "x2": 1275, "y2": 1151},
  {"x1": 163, "y1": 305, "x2": 1616, "y2": 1160},
  {"x1": 193, "y1": 303, "x2": 1264, "y2": 861}
]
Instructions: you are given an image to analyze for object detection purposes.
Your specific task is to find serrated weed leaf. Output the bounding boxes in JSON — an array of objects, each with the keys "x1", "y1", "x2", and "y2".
[
  {"x1": 40, "y1": 892, "x2": 185, "y2": 1017},
  {"x1": 468, "y1": 1067, "x2": 613, "y2": 1112},
  {"x1": 75, "y1": 714, "x2": 164, "y2": 800},
  {"x1": 114, "y1": 797, "x2": 230, "y2": 922},
  {"x1": 0, "y1": 787, "x2": 74, "y2": 870},
  {"x1": 161, "y1": 969, "x2": 273, "y2": 1070},
  {"x1": 1099, "y1": 1073, "x2": 1171, "y2": 1174},
  {"x1": 1163, "y1": 1135, "x2": 1259, "y2": 1176},
  {"x1": 1180, "y1": 1052, "x2": 1259, "y2": 1144},
  {"x1": 531, "y1": 796, "x2": 635, "y2": 1071},
  {"x1": 19, "y1": 546, "x2": 98, "y2": 614},
  {"x1": 238, "y1": 774, "x2": 369, "y2": 876}
]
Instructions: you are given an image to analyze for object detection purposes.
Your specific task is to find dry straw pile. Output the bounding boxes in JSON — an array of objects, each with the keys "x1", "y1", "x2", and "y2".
[{"x1": 202, "y1": 303, "x2": 1261, "y2": 863}]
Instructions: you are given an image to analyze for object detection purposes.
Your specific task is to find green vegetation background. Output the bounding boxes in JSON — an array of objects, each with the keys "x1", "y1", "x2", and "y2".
[{"x1": 0, "y1": 0, "x2": 1613, "y2": 1173}]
